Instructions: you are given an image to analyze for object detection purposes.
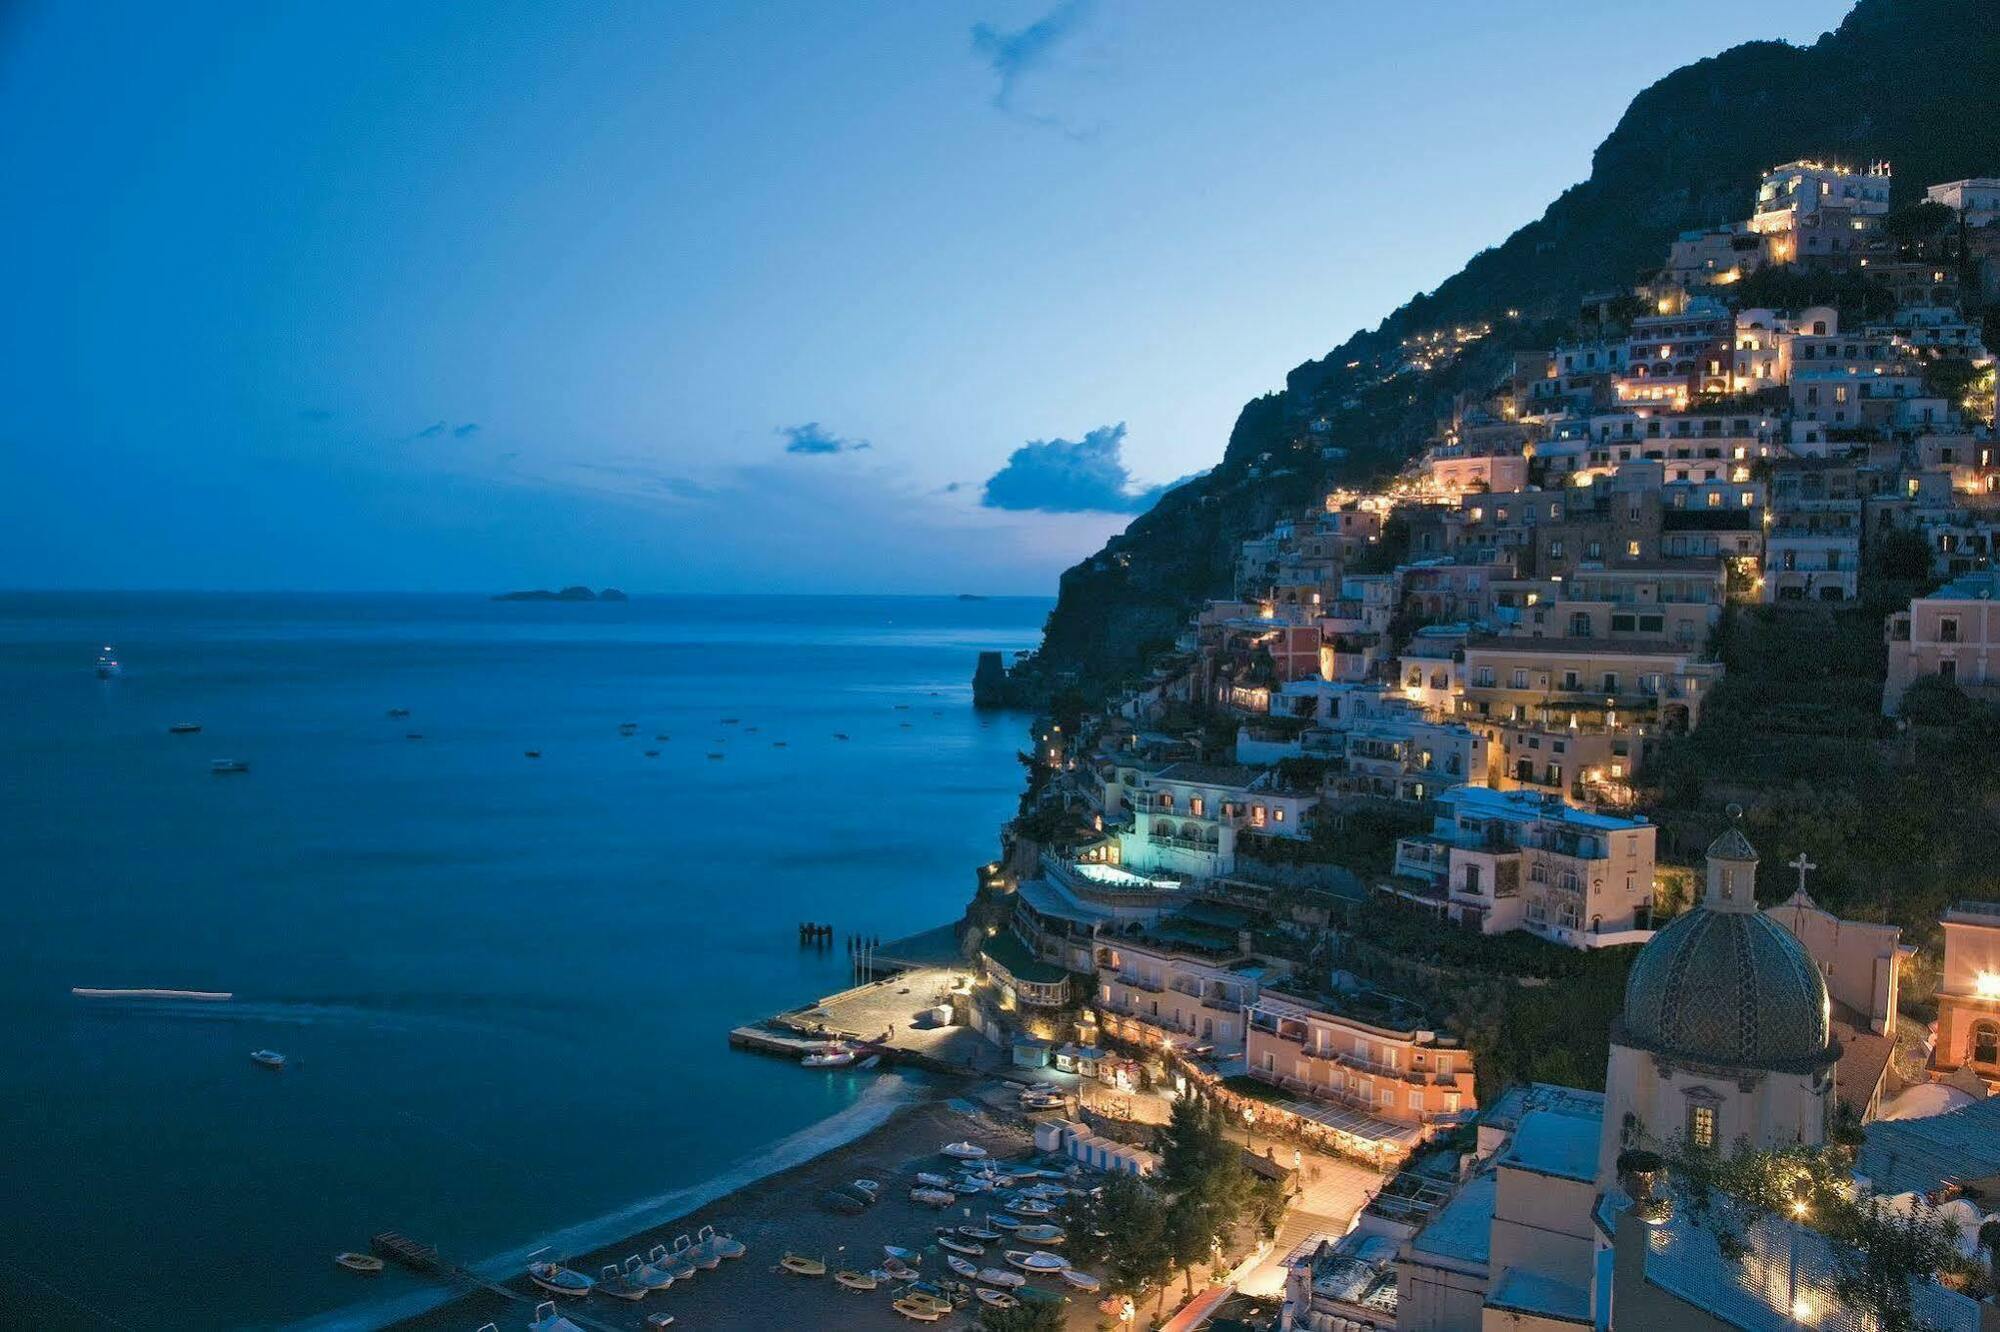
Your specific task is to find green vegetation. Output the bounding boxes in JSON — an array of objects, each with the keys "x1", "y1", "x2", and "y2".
[
  {"x1": 977, "y1": 1301, "x2": 1065, "y2": 1332},
  {"x1": 1667, "y1": 1142, "x2": 1989, "y2": 1330}
]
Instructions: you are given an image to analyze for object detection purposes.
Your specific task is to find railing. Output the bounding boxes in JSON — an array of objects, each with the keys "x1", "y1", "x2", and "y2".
[
  {"x1": 1149, "y1": 835, "x2": 1218, "y2": 853},
  {"x1": 1116, "y1": 973, "x2": 1164, "y2": 994}
]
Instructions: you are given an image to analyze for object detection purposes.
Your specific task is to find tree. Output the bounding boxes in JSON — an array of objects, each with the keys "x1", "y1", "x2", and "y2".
[
  {"x1": 1869, "y1": 526, "x2": 1936, "y2": 582},
  {"x1": 978, "y1": 1301, "x2": 1066, "y2": 1332},
  {"x1": 1084, "y1": 1172, "x2": 1171, "y2": 1298}
]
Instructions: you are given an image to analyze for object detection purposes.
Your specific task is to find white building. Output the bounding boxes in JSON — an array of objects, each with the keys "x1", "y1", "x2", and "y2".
[
  {"x1": 1120, "y1": 762, "x2": 1317, "y2": 879},
  {"x1": 1927, "y1": 176, "x2": 2000, "y2": 227}
]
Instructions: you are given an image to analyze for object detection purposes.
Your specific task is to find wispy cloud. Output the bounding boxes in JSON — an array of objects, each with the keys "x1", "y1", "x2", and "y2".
[
  {"x1": 980, "y1": 422, "x2": 1183, "y2": 514},
  {"x1": 970, "y1": 0, "x2": 1096, "y2": 136},
  {"x1": 564, "y1": 460, "x2": 719, "y2": 501},
  {"x1": 778, "y1": 421, "x2": 872, "y2": 455},
  {"x1": 411, "y1": 421, "x2": 448, "y2": 441},
  {"x1": 452, "y1": 422, "x2": 481, "y2": 439}
]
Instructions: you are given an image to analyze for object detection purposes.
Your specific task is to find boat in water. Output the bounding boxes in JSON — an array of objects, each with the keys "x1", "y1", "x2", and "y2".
[
  {"x1": 891, "y1": 1298, "x2": 945, "y2": 1323},
  {"x1": 527, "y1": 1261, "x2": 594, "y2": 1297},
  {"x1": 211, "y1": 759, "x2": 250, "y2": 775},
  {"x1": 958, "y1": 1224, "x2": 1001, "y2": 1242},
  {"x1": 73, "y1": 987, "x2": 231, "y2": 1001},
  {"x1": 915, "y1": 1171, "x2": 954, "y2": 1189},
  {"x1": 779, "y1": 1252, "x2": 825, "y2": 1276},
  {"x1": 977, "y1": 1288, "x2": 1020, "y2": 1309},
  {"x1": 801, "y1": 1043, "x2": 857, "y2": 1068},
  {"x1": 168, "y1": 722, "x2": 202, "y2": 735},
  {"x1": 883, "y1": 1244, "x2": 923, "y2": 1264},
  {"x1": 1005, "y1": 1249, "x2": 1069, "y2": 1273},
  {"x1": 946, "y1": 1254, "x2": 978, "y2": 1278},
  {"x1": 95, "y1": 647, "x2": 121, "y2": 679},
  {"x1": 909, "y1": 1187, "x2": 955, "y2": 1207},
  {"x1": 976, "y1": 1267, "x2": 1025, "y2": 1289},
  {"x1": 250, "y1": 1049, "x2": 286, "y2": 1069},
  {"x1": 1015, "y1": 1224, "x2": 1064, "y2": 1245},
  {"x1": 333, "y1": 1252, "x2": 383, "y2": 1274},
  {"x1": 834, "y1": 1269, "x2": 877, "y2": 1291}
]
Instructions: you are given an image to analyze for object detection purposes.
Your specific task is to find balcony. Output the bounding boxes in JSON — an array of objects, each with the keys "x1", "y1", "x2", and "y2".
[
  {"x1": 1149, "y1": 834, "x2": 1219, "y2": 853},
  {"x1": 1116, "y1": 973, "x2": 1165, "y2": 994}
]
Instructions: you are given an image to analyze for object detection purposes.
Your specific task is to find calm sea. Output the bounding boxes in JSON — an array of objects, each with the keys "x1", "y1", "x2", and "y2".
[{"x1": 0, "y1": 592, "x2": 1044, "y2": 1330}]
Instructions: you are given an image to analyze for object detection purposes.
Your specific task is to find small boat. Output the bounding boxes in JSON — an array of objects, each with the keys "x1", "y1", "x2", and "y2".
[
  {"x1": 1061, "y1": 1268, "x2": 1102, "y2": 1292},
  {"x1": 250, "y1": 1049, "x2": 286, "y2": 1069},
  {"x1": 850, "y1": 1178, "x2": 880, "y2": 1198},
  {"x1": 386, "y1": 708, "x2": 410, "y2": 718},
  {"x1": 528, "y1": 1302, "x2": 585, "y2": 1332},
  {"x1": 1005, "y1": 1199, "x2": 1053, "y2": 1217},
  {"x1": 909, "y1": 1188, "x2": 955, "y2": 1207},
  {"x1": 644, "y1": 1316, "x2": 676, "y2": 1331},
  {"x1": 820, "y1": 1188, "x2": 866, "y2": 1214},
  {"x1": 168, "y1": 722, "x2": 202, "y2": 735},
  {"x1": 524, "y1": 749, "x2": 541, "y2": 759},
  {"x1": 618, "y1": 723, "x2": 639, "y2": 735},
  {"x1": 952, "y1": 1175, "x2": 992, "y2": 1194},
  {"x1": 779, "y1": 1252, "x2": 825, "y2": 1276},
  {"x1": 941, "y1": 1141, "x2": 988, "y2": 1160},
  {"x1": 675, "y1": 1233, "x2": 718, "y2": 1272},
  {"x1": 883, "y1": 1244, "x2": 922, "y2": 1263},
  {"x1": 1005, "y1": 1249, "x2": 1069, "y2": 1273},
  {"x1": 404, "y1": 732, "x2": 424, "y2": 741},
  {"x1": 720, "y1": 718, "x2": 740, "y2": 725},
  {"x1": 891, "y1": 1298, "x2": 945, "y2": 1323},
  {"x1": 946, "y1": 1254, "x2": 977, "y2": 1278},
  {"x1": 915, "y1": 1171, "x2": 954, "y2": 1189},
  {"x1": 698, "y1": 1224, "x2": 745, "y2": 1260},
  {"x1": 977, "y1": 1267, "x2": 1025, "y2": 1289},
  {"x1": 1015, "y1": 1225, "x2": 1064, "y2": 1245},
  {"x1": 643, "y1": 749, "x2": 658, "y2": 757},
  {"x1": 988, "y1": 1214, "x2": 1022, "y2": 1230},
  {"x1": 834, "y1": 1269, "x2": 877, "y2": 1291},
  {"x1": 833, "y1": 732, "x2": 849, "y2": 741},
  {"x1": 938, "y1": 1236, "x2": 983, "y2": 1257},
  {"x1": 706, "y1": 752, "x2": 724, "y2": 760},
  {"x1": 978, "y1": 1288, "x2": 1020, "y2": 1309},
  {"x1": 773, "y1": 741, "x2": 787, "y2": 748},
  {"x1": 801, "y1": 1043, "x2": 857, "y2": 1068},
  {"x1": 333, "y1": 1252, "x2": 383, "y2": 1274},
  {"x1": 527, "y1": 1261, "x2": 594, "y2": 1296},
  {"x1": 624, "y1": 1253, "x2": 673, "y2": 1292},
  {"x1": 211, "y1": 759, "x2": 250, "y2": 775},
  {"x1": 651, "y1": 1242, "x2": 696, "y2": 1282},
  {"x1": 596, "y1": 1264, "x2": 647, "y2": 1301},
  {"x1": 95, "y1": 647, "x2": 121, "y2": 679},
  {"x1": 881, "y1": 1257, "x2": 917, "y2": 1280},
  {"x1": 958, "y1": 1225, "x2": 1001, "y2": 1242}
]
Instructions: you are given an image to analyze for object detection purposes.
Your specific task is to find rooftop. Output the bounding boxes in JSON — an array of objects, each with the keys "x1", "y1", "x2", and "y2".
[
  {"x1": 1857, "y1": 1095, "x2": 2000, "y2": 1199},
  {"x1": 1497, "y1": 1109, "x2": 1600, "y2": 1184},
  {"x1": 1151, "y1": 761, "x2": 1263, "y2": 788},
  {"x1": 1463, "y1": 633, "x2": 1703, "y2": 659},
  {"x1": 1478, "y1": 1082, "x2": 1607, "y2": 1135},
  {"x1": 1409, "y1": 1174, "x2": 1497, "y2": 1268},
  {"x1": 1439, "y1": 784, "x2": 1651, "y2": 832},
  {"x1": 981, "y1": 929, "x2": 1069, "y2": 986},
  {"x1": 1488, "y1": 1267, "x2": 1591, "y2": 1325}
]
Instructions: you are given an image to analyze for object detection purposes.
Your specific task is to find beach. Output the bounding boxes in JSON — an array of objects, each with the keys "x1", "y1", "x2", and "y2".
[{"x1": 387, "y1": 1091, "x2": 1054, "y2": 1332}]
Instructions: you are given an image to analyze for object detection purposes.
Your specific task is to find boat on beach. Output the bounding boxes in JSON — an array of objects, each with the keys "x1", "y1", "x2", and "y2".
[
  {"x1": 528, "y1": 1302, "x2": 585, "y2": 1332},
  {"x1": 940, "y1": 1141, "x2": 987, "y2": 1160},
  {"x1": 674, "y1": 1232, "x2": 718, "y2": 1271},
  {"x1": 1061, "y1": 1268, "x2": 1103, "y2": 1291},
  {"x1": 527, "y1": 1261, "x2": 594, "y2": 1296},
  {"x1": 596, "y1": 1264, "x2": 647, "y2": 1300},
  {"x1": 978, "y1": 1288, "x2": 1020, "y2": 1309},
  {"x1": 623, "y1": 1253, "x2": 673, "y2": 1292},
  {"x1": 891, "y1": 1298, "x2": 946, "y2": 1323},
  {"x1": 909, "y1": 1187, "x2": 955, "y2": 1207},
  {"x1": 651, "y1": 1242, "x2": 696, "y2": 1282},
  {"x1": 976, "y1": 1267, "x2": 1025, "y2": 1288},
  {"x1": 697, "y1": 1224, "x2": 745, "y2": 1259},
  {"x1": 1005, "y1": 1249, "x2": 1069, "y2": 1273}
]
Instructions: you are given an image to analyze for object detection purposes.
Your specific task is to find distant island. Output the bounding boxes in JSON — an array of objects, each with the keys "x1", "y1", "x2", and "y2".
[{"x1": 492, "y1": 586, "x2": 627, "y2": 602}]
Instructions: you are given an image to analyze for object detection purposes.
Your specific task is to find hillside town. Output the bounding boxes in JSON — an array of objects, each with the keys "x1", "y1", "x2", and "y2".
[{"x1": 955, "y1": 161, "x2": 2000, "y2": 1330}]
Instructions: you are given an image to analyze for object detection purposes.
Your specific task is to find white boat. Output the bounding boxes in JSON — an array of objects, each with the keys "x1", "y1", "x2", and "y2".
[
  {"x1": 674, "y1": 1233, "x2": 718, "y2": 1272},
  {"x1": 1005, "y1": 1249, "x2": 1069, "y2": 1273},
  {"x1": 623, "y1": 1253, "x2": 673, "y2": 1292},
  {"x1": 988, "y1": 1213, "x2": 1022, "y2": 1230},
  {"x1": 73, "y1": 988, "x2": 232, "y2": 1001},
  {"x1": 946, "y1": 1254, "x2": 977, "y2": 1278},
  {"x1": 915, "y1": 1171, "x2": 954, "y2": 1189},
  {"x1": 977, "y1": 1267, "x2": 1025, "y2": 1289},
  {"x1": 95, "y1": 647, "x2": 121, "y2": 679},
  {"x1": 881, "y1": 1257, "x2": 917, "y2": 1280},
  {"x1": 333, "y1": 1252, "x2": 383, "y2": 1274},
  {"x1": 850, "y1": 1178, "x2": 880, "y2": 1198},
  {"x1": 801, "y1": 1042, "x2": 857, "y2": 1068},
  {"x1": 697, "y1": 1224, "x2": 744, "y2": 1259},
  {"x1": 958, "y1": 1225, "x2": 1001, "y2": 1241},
  {"x1": 527, "y1": 1261, "x2": 594, "y2": 1296},
  {"x1": 212, "y1": 759, "x2": 251, "y2": 775},
  {"x1": 938, "y1": 1236, "x2": 983, "y2": 1256},
  {"x1": 883, "y1": 1245, "x2": 922, "y2": 1263},
  {"x1": 529, "y1": 1301, "x2": 586, "y2": 1332},
  {"x1": 909, "y1": 1187, "x2": 955, "y2": 1207},
  {"x1": 1061, "y1": 1268, "x2": 1103, "y2": 1292},
  {"x1": 977, "y1": 1288, "x2": 1020, "y2": 1308},
  {"x1": 250, "y1": 1049, "x2": 286, "y2": 1069},
  {"x1": 952, "y1": 1175, "x2": 992, "y2": 1193},
  {"x1": 1004, "y1": 1199, "x2": 1053, "y2": 1217},
  {"x1": 596, "y1": 1264, "x2": 647, "y2": 1301},
  {"x1": 651, "y1": 1242, "x2": 696, "y2": 1282},
  {"x1": 941, "y1": 1141, "x2": 988, "y2": 1160},
  {"x1": 1015, "y1": 1224, "x2": 1064, "y2": 1245}
]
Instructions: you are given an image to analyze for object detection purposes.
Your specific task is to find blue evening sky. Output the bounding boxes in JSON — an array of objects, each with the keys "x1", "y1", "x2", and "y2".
[{"x1": 0, "y1": 1, "x2": 1852, "y2": 594}]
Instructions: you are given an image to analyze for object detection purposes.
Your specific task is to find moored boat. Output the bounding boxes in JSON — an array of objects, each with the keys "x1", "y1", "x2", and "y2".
[
  {"x1": 977, "y1": 1267, "x2": 1025, "y2": 1289},
  {"x1": 940, "y1": 1141, "x2": 988, "y2": 1160},
  {"x1": 1061, "y1": 1267, "x2": 1102, "y2": 1291},
  {"x1": 624, "y1": 1253, "x2": 673, "y2": 1292},
  {"x1": 958, "y1": 1225, "x2": 1002, "y2": 1241},
  {"x1": 881, "y1": 1256, "x2": 917, "y2": 1280},
  {"x1": 250, "y1": 1049, "x2": 286, "y2": 1069},
  {"x1": 527, "y1": 1261, "x2": 594, "y2": 1296},
  {"x1": 801, "y1": 1043, "x2": 857, "y2": 1068},
  {"x1": 333, "y1": 1252, "x2": 383, "y2": 1274},
  {"x1": 1015, "y1": 1224, "x2": 1064, "y2": 1244},
  {"x1": 938, "y1": 1236, "x2": 983, "y2": 1257},
  {"x1": 883, "y1": 1244, "x2": 922, "y2": 1263},
  {"x1": 909, "y1": 1187, "x2": 955, "y2": 1207},
  {"x1": 596, "y1": 1264, "x2": 647, "y2": 1301},
  {"x1": 1005, "y1": 1249, "x2": 1069, "y2": 1273},
  {"x1": 891, "y1": 1298, "x2": 945, "y2": 1323},
  {"x1": 946, "y1": 1254, "x2": 977, "y2": 1278},
  {"x1": 977, "y1": 1288, "x2": 1020, "y2": 1309},
  {"x1": 834, "y1": 1269, "x2": 877, "y2": 1291},
  {"x1": 915, "y1": 1171, "x2": 954, "y2": 1189},
  {"x1": 779, "y1": 1252, "x2": 825, "y2": 1276}
]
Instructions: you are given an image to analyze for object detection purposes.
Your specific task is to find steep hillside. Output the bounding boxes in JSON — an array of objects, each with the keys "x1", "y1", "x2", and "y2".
[{"x1": 1020, "y1": 0, "x2": 2000, "y2": 696}]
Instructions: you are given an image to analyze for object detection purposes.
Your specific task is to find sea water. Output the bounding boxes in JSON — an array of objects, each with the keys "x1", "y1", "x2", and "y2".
[{"x1": 0, "y1": 592, "x2": 1044, "y2": 1329}]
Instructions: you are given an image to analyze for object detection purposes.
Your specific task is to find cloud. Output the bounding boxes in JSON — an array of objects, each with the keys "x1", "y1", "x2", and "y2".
[
  {"x1": 412, "y1": 421, "x2": 447, "y2": 440},
  {"x1": 563, "y1": 460, "x2": 719, "y2": 501},
  {"x1": 778, "y1": 421, "x2": 872, "y2": 455},
  {"x1": 971, "y1": 0, "x2": 1095, "y2": 134},
  {"x1": 452, "y1": 422, "x2": 480, "y2": 439},
  {"x1": 979, "y1": 422, "x2": 1177, "y2": 514}
]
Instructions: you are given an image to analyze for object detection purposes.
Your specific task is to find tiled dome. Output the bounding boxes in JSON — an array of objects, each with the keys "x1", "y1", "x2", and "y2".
[{"x1": 1622, "y1": 906, "x2": 1831, "y2": 1068}]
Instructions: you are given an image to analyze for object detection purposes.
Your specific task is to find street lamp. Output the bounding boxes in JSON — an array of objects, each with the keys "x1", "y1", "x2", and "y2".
[{"x1": 1242, "y1": 1105, "x2": 1256, "y2": 1146}]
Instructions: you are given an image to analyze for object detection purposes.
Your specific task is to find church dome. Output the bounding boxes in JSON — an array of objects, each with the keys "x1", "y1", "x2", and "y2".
[{"x1": 1621, "y1": 904, "x2": 1832, "y2": 1069}]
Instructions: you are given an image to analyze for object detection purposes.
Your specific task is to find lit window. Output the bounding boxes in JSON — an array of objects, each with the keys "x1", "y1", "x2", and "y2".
[{"x1": 1688, "y1": 1104, "x2": 1716, "y2": 1149}]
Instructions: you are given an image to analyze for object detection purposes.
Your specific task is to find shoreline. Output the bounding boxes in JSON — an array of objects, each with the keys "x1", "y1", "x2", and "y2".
[{"x1": 370, "y1": 1082, "x2": 1040, "y2": 1332}]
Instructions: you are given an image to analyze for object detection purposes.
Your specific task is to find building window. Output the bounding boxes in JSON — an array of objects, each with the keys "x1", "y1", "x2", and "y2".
[
  {"x1": 1941, "y1": 617, "x2": 1959, "y2": 643},
  {"x1": 1189, "y1": 797, "x2": 1205, "y2": 817},
  {"x1": 1688, "y1": 1104, "x2": 1716, "y2": 1149},
  {"x1": 1974, "y1": 1023, "x2": 2000, "y2": 1067}
]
